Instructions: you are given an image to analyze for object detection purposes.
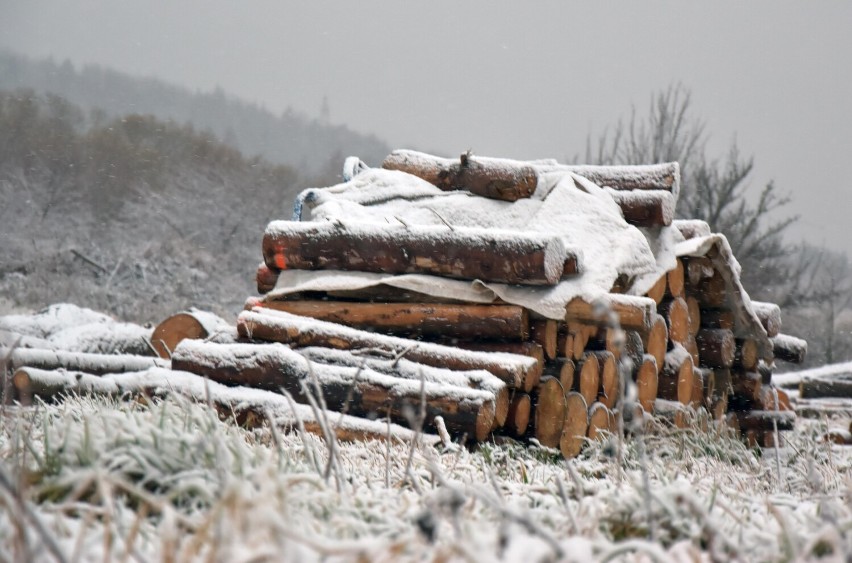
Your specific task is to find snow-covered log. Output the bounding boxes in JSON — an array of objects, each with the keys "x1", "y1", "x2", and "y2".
[
  {"x1": 564, "y1": 294, "x2": 658, "y2": 333},
  {"x1": 381, "y1": 150, "x2": 538, "y2": 202},
  {"x1": 11, "y1": 367, "x2": 439, "y2": 445},
  {"x1": 659, "y1": 347, "x2": 695, "y2": 405},
  {"x1": 1, "y1": 347, "x2": 166, "y2": 375},
  {"x1": 658, "y1": 297, "x2": 689, "y2": 346},
  {"x1": 750, "y1": 301, "x2": 782, "y2": 338},
  {"x1": 295, "y1": 346, "x2": 509, "y2": 428},
  {"x1": 252, "y1": 300, "x2": 530, "y2": 341},
  {"x1": 256, "y1": 262, "x2": 280, "y2": 294},
  {"x1": 772, "y1": 334, "x2": 807, "y2": 364},
  {"x1": 171, "y1": 339, "x2": 497, "y2": 441},
  {"x1": 453, "y1": 341, "x2": 543, "y2": 391},
  {"x1": 236, "y1": 308, "x2": 540, "y2": 390},
  {"x1": 262, "y1": 220, "x2": 580, "y2": 286},
  {"x1": 798, "y1": 375, "x2": 852, "y2": 399},
  {"x1": 605, "y1": 188, "x2": 675, "y2": 227}
]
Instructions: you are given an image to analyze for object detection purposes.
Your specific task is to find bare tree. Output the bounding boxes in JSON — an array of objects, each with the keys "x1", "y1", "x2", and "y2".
[{"x1": 582, "y1": 85, "x2": 797, "y2": 300}]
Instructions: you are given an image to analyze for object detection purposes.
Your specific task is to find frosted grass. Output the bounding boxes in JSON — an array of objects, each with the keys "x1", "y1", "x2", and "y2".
[{"x1": 1, "y1": 395, "x2": 850, "y2": 562}]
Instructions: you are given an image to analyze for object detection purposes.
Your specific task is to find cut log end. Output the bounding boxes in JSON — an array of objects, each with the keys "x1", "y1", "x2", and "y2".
[
  {"x1": 560, "y1": 392, "x2": 590, "y2": 459},
  {"x1": 534, "y1": 377, "x2": 567, "y2": 448}
]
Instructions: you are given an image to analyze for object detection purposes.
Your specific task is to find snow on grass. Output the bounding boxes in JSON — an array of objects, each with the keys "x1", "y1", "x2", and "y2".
[{"x1": 1, "y1": 395, "x2": 851, "y2": 562}]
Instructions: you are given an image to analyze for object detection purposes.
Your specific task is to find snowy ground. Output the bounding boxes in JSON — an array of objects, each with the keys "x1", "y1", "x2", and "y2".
[{"x1": 1, "y1": 395, "x2": 850, "y2": 562}]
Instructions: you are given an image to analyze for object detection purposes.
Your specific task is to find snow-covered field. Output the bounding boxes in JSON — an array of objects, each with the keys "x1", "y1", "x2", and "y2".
[{"x1": 1, "y1": 395, "x2": 850, "y2": 562}]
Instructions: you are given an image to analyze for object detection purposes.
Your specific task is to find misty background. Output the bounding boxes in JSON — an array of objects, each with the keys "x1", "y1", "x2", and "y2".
[{"x1": 1, "y1": 1, "x2": 851, "y2": 367}]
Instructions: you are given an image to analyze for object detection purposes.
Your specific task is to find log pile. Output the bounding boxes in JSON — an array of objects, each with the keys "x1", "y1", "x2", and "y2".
[{"x1": 1, "y1": 150, "x2": 808, "y2": 456}]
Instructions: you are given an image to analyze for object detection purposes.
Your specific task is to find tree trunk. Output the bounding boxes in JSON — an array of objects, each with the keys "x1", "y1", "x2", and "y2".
[
  {"x1": 560, "y1": 392, "x2": 590, "y2": 459},
  {"x1": 684, "y1": 256, "x2": 714, "y2": 287},
  {"x1": 700, "y1": 309, "x2": 734, "y2": 331},
  {"x1": 254, "y1": 300, "x2": 530, "y2": 341},
  {"x1": 694, "y1": 272, "x2": 727, "y2": 308},
  {"x1": 735, "y1": 410, "x2": 795, "y2": 432},
  {"x1": 263, "y1": 220, "x2": 579, "y2": 286},
  {"x1": 686, "y1": 296, "x2": 701, "y2": 337},
  {"x1": 645, "y1": 275, "x2": 667, "y2": 304},
  {"x1": 592, "y1": 351, "x2": 620, "y2": 409},
  {"x1": 575, "y1": 353, "x2": 601, "y2": 406},
  {"x1": 734, "y1": 339, "x2": 759, "y2": 371},
  {"x1": 534, "y1": 377, "x2": 567, "y2": 448},
  {"x1": 543, "y1": 358, "x2": 575, "y2": 397},
  {"x1": 171, "y1": 339, "x2": 497, "y2": 441},
  {"x1": 236, "y1": 309, "x2": 540, "y2": 391}
]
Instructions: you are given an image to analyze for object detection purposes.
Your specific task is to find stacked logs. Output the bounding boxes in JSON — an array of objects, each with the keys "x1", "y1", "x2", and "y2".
[{"x1": 1, "y1": 151, "x2": 807, "y2": 457}]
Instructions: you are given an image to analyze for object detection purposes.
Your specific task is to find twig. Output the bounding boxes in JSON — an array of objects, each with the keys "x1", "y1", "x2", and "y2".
[
  {"x1": 392, "y1": 343, "x2": 418, "y2": 367},
  {"x1": 70, "y1": 248, "x2": 108, "y2": 274},
  {"x1": 426, "y1": 207, "x2": 456, "y2": 231},
  {"x1": 139, "y1": 336, "x2": 159, "y2": 358}
]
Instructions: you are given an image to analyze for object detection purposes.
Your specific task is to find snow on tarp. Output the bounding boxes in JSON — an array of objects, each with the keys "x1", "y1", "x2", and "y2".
[
  {"x1": 278, "y1": 166, "x2": 677, "y2": 320},
  {"x1": 674, "y1": 233, "x2": 772, "y2": 356}
]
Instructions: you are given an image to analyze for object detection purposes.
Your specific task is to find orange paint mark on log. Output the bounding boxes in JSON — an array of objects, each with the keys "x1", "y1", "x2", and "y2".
[{"x1": 273, "y1": 252, "x2": 287, "y2": 270}]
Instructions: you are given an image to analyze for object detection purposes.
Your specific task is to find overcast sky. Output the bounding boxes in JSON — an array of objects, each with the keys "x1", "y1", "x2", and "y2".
[{"x1": 2, "y1": 1, "x2": 851, "y2": 254}]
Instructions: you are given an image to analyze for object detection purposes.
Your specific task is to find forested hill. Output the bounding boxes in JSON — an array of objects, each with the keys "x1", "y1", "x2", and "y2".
[
  {"x1": 0, "y1": 89, "x2": 305, "y2": 322},
  {"x1": 0, "y1": 50, "x2": 390, "y2": 174}
]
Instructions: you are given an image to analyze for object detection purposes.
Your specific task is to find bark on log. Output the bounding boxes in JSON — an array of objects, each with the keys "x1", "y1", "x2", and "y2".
[
  {"x1": 659, "y1": 348, "x2": 695, "y2": 405},
  {"x1": 236, "y1": 308, "x2": 539, "y2": 391},
  {"x1": 696, "y1": 328, "x2": 736, "y2": 369},
  {"x1": 254, "y1": 300, "x2": 530, "y2": 341},
  {"x1": 560, "y1": 392, "x2": 590, "y2": 459},
  {"x1": 151, "y1": 309, "x2": 234, "y2": 359},
  {"x1": 454, "y1": 341, "x2": 543, "y2": 392},
  {"x1": 296, "y1": 346, "x2": 509, "y2": 428},
  {"x1": 605, "y1": 189, "x2": 675, "y2": 227},
  {"x1": 751, "y1": 301, "x2": 782, "y2": 338},
  {"x1": 564, "y1": 295, "x2": 657, "y2": 332},
  {"x1": 623, "y1": 330, "x2": 645, "y2": 372},
  {"x1": 691, "y1": 368, "x2": 706, "y2": 409},
  {"x1": 567, "y1": 322, "x2": 592, "y2": 360},
  {"x1": 658, "y1": 298, "x2": 689, "y2": 345},
  {"x1": 588, "y1": 327, "x2": 625, "y2": 360},
  {"x1": 11, "y1": 366, "x2": 440, "y2": 445},
  {"x1": 705, "y1": 368, "x2": 731, "y2": 420},
  {"x1": 263, "y1": 220, "x2": 579, "y2": 286},
  {"x1": 530, "y1": 319, "x2": 558, "y2": 360},
  {"x1": 772, "y1": 334, "x2": 807, "y2": 364},
  {"x1": 382, "y1": 150, "x2": 539, "y2": 202},
  {"x1": 256, "y1": 262, "x2": 280, "y2": 294},
  {"x1": 534, "y1": 377, "x2": 567, "y2": 448},
  {"x1": 505, "y1": 392, "x2": 532, "y2": 437},
  {"x1": 587, "y1": 403, "x2": 615, "y2": 440},
  {"x1": 684, "y1": 336, "x2": 700, "y2": 365},
  {"x1": 641, "y1": 315, "x2": 668, "y2": 370},
  {"x1": 635, "y1": 355, "x2": 659, "y2": 414},
  {"x1": 799, "y1": 376, "x2": 852, "y2": 399},
  {"x1": 1, "y1": 347, "x2": 166, "y2": 375},
  {"x1": 171, "y1": 339, "x2": 497, "y2": 441},
  {"x1": 550, "y1": 161, "x2": 681, "y2": 193}
]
